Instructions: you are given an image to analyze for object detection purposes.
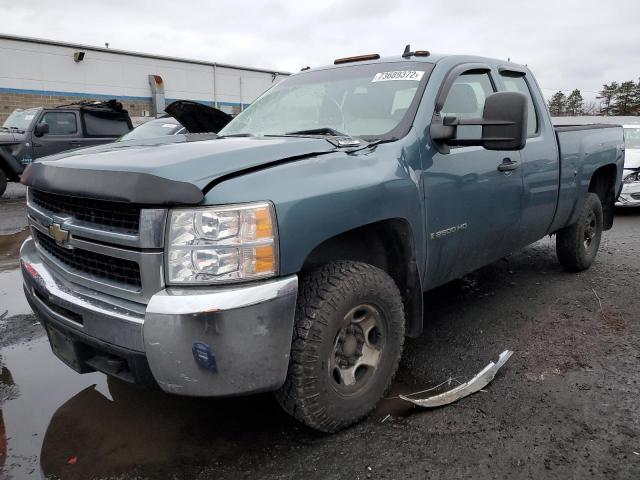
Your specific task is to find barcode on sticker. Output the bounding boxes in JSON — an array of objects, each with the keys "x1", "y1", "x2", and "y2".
[{"x1": 372, "y1": 71, "x2": 424, "y2": 82}]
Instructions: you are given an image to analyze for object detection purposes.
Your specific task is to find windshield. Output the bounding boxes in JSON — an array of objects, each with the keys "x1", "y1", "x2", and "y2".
[
  {"x1": 118, "y1": 119, "x2": 184, "y2": 142},
  {"x1": 219, "y1": 61, "x2": 434, "y2": 141},
  {"x1": 2, "y1": 109, "x2": 39, "y2": 131},
  {"x1": 623, "y1": 127, "x2": 640, "y2": 149}
]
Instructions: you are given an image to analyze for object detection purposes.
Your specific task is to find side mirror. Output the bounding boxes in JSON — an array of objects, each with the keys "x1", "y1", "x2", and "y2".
[
  {"x1": 430, "y1": 91, "x2": 528, "y2": 152},
  {"x1": 481, "y1": 92, "x2": 527, "y2": 151},
  {"x1": 34, "y1": 122, "x2": 49, "y2": 137}
]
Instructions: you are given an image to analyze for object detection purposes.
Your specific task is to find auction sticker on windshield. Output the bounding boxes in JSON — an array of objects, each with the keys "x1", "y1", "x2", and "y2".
[{"x1": 372, "y1": 71, "x2": 425, "y2": 82}]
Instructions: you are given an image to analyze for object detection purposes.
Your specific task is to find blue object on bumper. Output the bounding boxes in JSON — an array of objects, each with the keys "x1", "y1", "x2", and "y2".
[{"x1": 192, "y1": 342, "x2": 218, "y2": 373}]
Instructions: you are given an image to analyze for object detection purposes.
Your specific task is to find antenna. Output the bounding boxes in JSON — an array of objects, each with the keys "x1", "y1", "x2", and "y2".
[{"x1": 402, "y1": 45, "x2": 430, "y2": 59}]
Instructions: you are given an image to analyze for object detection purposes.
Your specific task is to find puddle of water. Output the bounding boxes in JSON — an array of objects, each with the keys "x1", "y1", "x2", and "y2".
[
  {"x1": 0, "y1": 339, "x2": 108, "y2": 479},
  {"x1": 0, "y1": 229, "x2": 30, "y2": 273},
  {"x1": 0, "y1": 229, "x2": 32, "y2": 319},
  {"x1": 0, "y1": 338, "x2": 308, "y2": 480},
  {"x1": 0, "y1": 270, "x2": 33, "y2": 318}
]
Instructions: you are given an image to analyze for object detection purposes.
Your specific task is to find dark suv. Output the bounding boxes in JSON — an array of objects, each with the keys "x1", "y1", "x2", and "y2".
[{"x1": 0, "y1": 100, "x2": 132, "y2": 195}]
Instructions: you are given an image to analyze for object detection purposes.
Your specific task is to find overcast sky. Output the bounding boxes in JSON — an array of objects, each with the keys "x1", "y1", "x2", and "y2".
[{"x1": 3, "y1": 0, "x2": 639, "y2": 102}]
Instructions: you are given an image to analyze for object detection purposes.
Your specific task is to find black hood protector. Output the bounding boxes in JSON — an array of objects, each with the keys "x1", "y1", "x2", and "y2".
[{"x1": 21, "y1": 162, "x2": 204, "y2": 205}]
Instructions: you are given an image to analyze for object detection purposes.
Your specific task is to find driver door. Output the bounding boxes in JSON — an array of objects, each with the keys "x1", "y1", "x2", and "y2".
[
  {"x1": 32, "y1": 111, "x2": 81, "y2": 158},
  {"x1": 421, "y1": 68, "x2": 524, "y2": 289}
]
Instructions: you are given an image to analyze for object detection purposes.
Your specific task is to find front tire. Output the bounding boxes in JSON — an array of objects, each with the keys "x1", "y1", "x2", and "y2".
[
  {"x1": 276, "y1": 261, "x2": 405, "y2": 432},
  {"x1": 556, "y1": 193, "x2": 603, "y2": 271}
]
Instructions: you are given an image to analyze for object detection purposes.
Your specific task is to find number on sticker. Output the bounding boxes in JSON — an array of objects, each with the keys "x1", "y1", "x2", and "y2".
[{"x1": 372, "y1": 71, "x2": 425, "y2": 82}]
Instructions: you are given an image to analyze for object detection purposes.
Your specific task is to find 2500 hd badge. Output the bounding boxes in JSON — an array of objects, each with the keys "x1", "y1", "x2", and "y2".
[{"x1": 430, "y1": 222, "x2": 468, "y2": 239}]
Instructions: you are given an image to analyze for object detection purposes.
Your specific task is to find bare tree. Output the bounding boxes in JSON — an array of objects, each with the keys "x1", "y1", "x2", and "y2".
[{"x1": 581, "y1": 101, "x2": 599, "y2": 115}]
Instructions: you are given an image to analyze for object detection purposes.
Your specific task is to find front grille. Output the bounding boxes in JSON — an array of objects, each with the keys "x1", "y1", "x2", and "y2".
[
  {"x1": 35, "y1": 230, "x2": 142, "y2": 288},
  {"x1": 631, "y1": 193, "x2": 640, "y2": 200},
  {"x1": 31, "y1": 190, "x2": 141, "y2": 232}
]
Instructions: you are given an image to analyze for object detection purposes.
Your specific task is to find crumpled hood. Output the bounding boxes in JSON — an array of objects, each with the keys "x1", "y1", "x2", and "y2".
[
  {"x1": 22, "y1": 136, "x2": 339, "y2": 204},
  {"x1": 624, "y1": 148, "x2": 640, "y2": 170}
]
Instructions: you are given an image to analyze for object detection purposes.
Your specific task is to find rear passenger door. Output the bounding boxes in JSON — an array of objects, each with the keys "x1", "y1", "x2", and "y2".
[
  {"x1": 33, "y1": 111, "x2": 82, "y2": 158},
  {"x1": 422, "y1": 67, "x2": 524, "y2": 288},
  {"x1": 498, "y1": 68, "x2": 559, "y2": 246}
]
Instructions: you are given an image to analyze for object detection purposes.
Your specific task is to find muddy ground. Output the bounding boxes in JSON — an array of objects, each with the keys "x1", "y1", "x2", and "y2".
[{"x1": 0, "y1": 186, "x2": 638, "y2": 479}]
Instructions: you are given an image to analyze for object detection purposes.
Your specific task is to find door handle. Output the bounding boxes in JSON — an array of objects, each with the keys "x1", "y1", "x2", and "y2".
[
  {"x1": 497, "y1": 158, "x2": 519, "y2": 172},
  {"x1": 69, "y1": 142, "x2": 81, "y2": 147}
]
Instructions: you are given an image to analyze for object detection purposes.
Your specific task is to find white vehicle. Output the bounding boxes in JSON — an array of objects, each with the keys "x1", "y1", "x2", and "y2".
[{"x1": 616, "y1": 125, "x2": 640, "y2": 207}]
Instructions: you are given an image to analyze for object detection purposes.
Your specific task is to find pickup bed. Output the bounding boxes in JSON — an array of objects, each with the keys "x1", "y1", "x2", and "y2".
[
  {"x1": 20, "y1": 51, "x2": 624, "y2": 432},
  {"x1": 0, "y1": 100, "x2": 132, "y2": 195}
]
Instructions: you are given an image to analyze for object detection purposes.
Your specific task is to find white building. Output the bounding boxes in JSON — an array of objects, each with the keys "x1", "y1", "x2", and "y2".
[{"x1": 0, "y1": 34, "x2": 289, "y2": 122}]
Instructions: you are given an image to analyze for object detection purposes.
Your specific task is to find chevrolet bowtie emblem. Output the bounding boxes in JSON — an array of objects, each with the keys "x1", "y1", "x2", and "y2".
[{"x1": 49, "y1": 223, "x2": 71, "y2": 246}]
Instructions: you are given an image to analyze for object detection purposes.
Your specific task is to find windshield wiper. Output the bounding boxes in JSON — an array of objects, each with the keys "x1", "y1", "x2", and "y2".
[{"x1": 285, "y1": 127, "x2": 347, "y2": 137}]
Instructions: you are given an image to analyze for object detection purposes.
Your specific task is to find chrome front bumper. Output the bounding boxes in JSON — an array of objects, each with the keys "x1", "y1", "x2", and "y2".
[
  {"x1": 21, "y1": 238, "x2": 299, "y2": 396},
  {"x1": 615, "y1": 181, "x2": 640, "y2": 207}
]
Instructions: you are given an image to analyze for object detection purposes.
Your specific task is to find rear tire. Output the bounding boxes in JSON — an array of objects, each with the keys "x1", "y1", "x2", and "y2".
[
  {"x1": 0, "y1": 169, "x2": 7, "y2": 197},
  {"x1": 556, "y1": 193, "x2": 603, "y2": 272},
  {"x1": 276, "y1": 261, "x2": 405, "y2": 432}
]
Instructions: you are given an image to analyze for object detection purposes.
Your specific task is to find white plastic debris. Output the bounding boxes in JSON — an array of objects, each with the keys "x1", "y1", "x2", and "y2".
[{"x1": 399, "y1": 350, "x2": 513, "y2": 408}]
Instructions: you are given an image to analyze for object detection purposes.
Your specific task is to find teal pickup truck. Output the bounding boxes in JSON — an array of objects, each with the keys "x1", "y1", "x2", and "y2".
[{"x1": 20, "y1": 48, "x2": 624, "y2": 432}]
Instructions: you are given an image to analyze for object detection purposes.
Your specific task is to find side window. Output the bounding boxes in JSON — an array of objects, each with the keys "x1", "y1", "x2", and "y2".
[
  {"x1": 441, "y1": 72, "x2": 495, "y2": 140},
  {"x1": 40, "y1": 112, "x2": 77, "y2": 135},
  {"x1": 501, "y1": 74, "x2": 538, "y2": 136},
  {"x1": 83, "y1": 113, "x2": 131, "y2": 137}
]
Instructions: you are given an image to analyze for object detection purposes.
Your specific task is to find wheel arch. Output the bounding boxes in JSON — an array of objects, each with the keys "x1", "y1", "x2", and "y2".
[
  {"x1": 300, "y1": 218, "x2": 424, "y2": 338},
  {"x1": 588, "y1": 164, "x2": 617, "y2": 230}
]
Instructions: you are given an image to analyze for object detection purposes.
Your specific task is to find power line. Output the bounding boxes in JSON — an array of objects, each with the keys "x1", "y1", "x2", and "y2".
[{"x1": 540, "y1": 88, "x2": 601, "y2": 94}]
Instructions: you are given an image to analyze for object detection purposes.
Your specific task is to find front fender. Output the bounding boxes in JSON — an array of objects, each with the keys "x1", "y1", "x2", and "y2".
[{"x1": 203, "y1": 138, "x2": 426, "y2": 277}]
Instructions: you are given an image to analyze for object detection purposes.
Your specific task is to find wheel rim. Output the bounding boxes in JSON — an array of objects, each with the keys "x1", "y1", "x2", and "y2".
[
  {"x1": 329, "y1": 304, "x2": 386, "y2": 396},
  {"x1": 583, "y1": 211, "x2": 597, "y2": 250}
]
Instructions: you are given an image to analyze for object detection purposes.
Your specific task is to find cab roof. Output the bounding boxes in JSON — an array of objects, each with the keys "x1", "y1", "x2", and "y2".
[{"x1": 299, "y1": 53, "x2": 528, "y2": 75}]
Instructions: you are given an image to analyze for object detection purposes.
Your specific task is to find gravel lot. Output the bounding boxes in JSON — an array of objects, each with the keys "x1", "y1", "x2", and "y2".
[{"x1": 0, "y1": 190, "x2": 638, "y2": 480}]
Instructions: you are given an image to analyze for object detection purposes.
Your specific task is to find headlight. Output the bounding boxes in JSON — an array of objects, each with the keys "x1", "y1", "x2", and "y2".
[
  {"x1": 624, "y1": 171, "x2": 640, "y2": 183},
  {"x1": 166, "y1": 202, "x2": 278, "y2": 284}
]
